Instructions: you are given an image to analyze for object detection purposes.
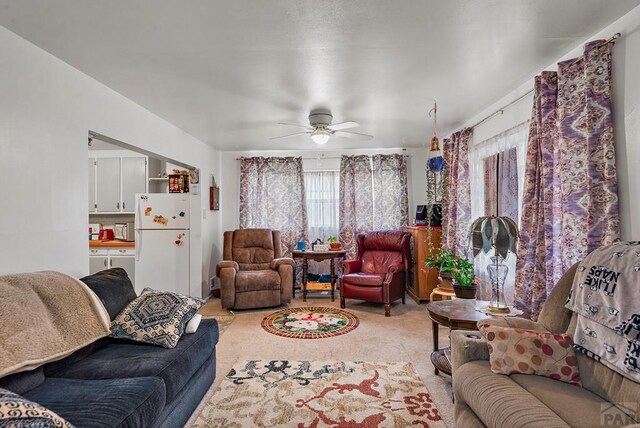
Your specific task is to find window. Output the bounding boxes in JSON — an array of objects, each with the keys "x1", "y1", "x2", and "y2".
[
  {"x1": 304, "y1": 171, "x2": 340, "y2": 242},
  {"x1": 483, "y1": 147, "x2": 519, "y2": 222},
  {"x1": 468, "y1": 121, "x2": 529, "y2": 226},
  {"x1": 468, "y1": 121, "x2": 529, "y2": 305}
]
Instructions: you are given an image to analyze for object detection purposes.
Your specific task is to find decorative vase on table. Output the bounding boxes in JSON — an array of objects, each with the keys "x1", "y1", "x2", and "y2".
[{"x1": 487, "y1": 255, "x2": 509, "y2": 311}]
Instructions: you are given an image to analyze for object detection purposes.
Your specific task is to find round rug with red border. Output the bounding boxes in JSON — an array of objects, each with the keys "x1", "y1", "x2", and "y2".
[{"x1": 261, "y1": 307, "x2": 359, "y2": 339}]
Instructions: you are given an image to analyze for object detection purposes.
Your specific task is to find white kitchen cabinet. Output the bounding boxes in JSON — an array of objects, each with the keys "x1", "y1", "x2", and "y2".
[
  {"x1": 89, "y1": 248, "x2": 136, "y2": 285},
  {"x1": 110, "y1": 256, "x2": 135, "y2": 282},
  {"x1": 89, "y1": 158, "x2": 96, "y2": 212},
  {"x1": 88, "y1": 155, "x2": 147, "y2": 214},
  {"x1": 96, "y1": 157, "x2": 121, "y2": 212},
  {"x1": 121, "y1": 157, "x2": 147, "y2": 212},
  {"x1": 89, "y1": 254, "x2": 109, "y2": 273}
]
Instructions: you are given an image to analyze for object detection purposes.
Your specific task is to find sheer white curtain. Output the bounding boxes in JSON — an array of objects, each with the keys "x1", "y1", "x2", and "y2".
[
  {"x1": 468, "y1": 121, "x2": 529, "y2": 305},
  {"x1": 304, "y1": 171, "x2": 340, "y2": 276},
  {"x1": 468, "y1": 121, "x2": 529, "y2": 227},
  {"x1": 304, "y1": 171, "x2": 340, "y2": 242}
]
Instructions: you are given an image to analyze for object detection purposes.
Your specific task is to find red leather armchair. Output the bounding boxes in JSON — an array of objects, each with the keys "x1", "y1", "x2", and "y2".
[{"x1": 340, "y1": 230, "x2": 411, "y2": 317}]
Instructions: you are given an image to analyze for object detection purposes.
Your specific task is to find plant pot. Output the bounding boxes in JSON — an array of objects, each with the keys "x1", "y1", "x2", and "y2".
[
  {"x1": 438, "y1": 272, "x2": 454, "y2": 290},
  {"x1": 329, "y1": 242, "x2": 341, "y2": 250},
  {"x1": 453, "y1": 284, "x2": 477, "y2": 299}
]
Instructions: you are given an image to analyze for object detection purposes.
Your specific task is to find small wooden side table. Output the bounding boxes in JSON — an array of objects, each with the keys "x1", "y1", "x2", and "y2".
[
  {"x1": 292, "y1": 250, "x2": 347, "y2": 302},
  {"x1": 429, "y1": 287, "x2": 456, "y2": 301},
  {"x1": 426, "y1": 299, "x2": 486, "y2": 376}
]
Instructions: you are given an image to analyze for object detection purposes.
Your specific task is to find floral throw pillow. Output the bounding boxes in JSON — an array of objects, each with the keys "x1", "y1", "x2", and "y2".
[
  {"x1": 110, "y1": 288, "x2": 205, "y2": 349},
  {"x1": 478, "y1": 323, "x2": 582, "y2": 387},
  {"x1": 0, "y1": 388, "x2": 75, "y2": 427}
]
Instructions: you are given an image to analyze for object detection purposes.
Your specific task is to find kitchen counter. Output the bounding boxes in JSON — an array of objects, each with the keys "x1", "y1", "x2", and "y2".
[{"x1": 89, "y1": 240, "x2": 135, "y2": 248}]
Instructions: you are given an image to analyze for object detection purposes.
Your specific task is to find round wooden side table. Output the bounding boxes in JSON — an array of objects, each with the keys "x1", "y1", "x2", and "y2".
[
  {"x1": 429, "y1": 287, "x2": 456, "y2": 301},
  {"x1": 426, "y1": 299, "x2": 486, "y2": 376}
]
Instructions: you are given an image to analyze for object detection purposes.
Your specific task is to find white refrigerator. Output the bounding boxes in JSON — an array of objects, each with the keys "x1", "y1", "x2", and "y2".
[{"x1": 135, "y1": 193, "x2": 201, "y2": 297}]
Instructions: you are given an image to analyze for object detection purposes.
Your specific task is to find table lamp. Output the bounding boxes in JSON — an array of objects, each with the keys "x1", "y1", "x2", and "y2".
[{"x1": 470, "y1": 216, "x2": 518, "y2": 313}]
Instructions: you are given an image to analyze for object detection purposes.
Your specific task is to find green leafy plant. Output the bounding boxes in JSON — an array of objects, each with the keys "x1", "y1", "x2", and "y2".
[
  {"x1": 424, "y1": 248, "x2": 477, "y2": 287},
  {"x1": 424, "y1": 248, "x2": 458, "y2": 273},
  {"x1": 327, "y1": 236, "x2": 339, "y2": 243}
]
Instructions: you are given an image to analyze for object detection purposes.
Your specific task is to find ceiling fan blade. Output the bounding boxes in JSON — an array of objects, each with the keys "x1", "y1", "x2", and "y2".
[
  {"x1": 278, "y1": 122, "x2": 313, "y2": 130},
  {"x1": 269, "y1": 131, "x2": 311, "y2": 140},
  {"x1": 333, "y1": 131, "x2": 374, "y2": 141},
  {"x1": 328, "y1": 121, "x2": 359, "y2": 131}
]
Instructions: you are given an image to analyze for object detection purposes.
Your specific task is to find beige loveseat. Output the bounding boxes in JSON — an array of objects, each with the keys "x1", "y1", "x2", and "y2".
[{"x1": 451, "y1": 264, "x2": 640, "y2": 428}]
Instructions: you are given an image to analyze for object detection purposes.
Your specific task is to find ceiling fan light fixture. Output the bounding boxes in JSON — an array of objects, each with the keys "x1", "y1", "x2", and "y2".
[
  {"x1": 311, "y1": 130, "x2": 331, "y2": 145},
  {"x1": 273, "y1": 110, "x2": 372, "y2": 143}
]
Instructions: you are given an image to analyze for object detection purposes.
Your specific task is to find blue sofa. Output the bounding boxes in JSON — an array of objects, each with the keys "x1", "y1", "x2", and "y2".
[{"x1": 0, "y1": 268, "x2": 218, "y2": 428}]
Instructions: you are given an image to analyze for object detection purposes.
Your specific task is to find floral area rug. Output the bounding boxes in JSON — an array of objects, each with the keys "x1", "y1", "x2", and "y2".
[
  {"x1": 191, "y1": 360, "x2": 445, "y2": 428},
  {"x1": 261, "y1": 307, "x2": 359, "y2": 339}
]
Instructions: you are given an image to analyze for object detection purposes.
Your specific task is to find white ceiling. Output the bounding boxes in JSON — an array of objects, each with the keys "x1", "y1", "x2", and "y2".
[{"x1": 1, "y1": 0, "x2": 638, "y2": 151}]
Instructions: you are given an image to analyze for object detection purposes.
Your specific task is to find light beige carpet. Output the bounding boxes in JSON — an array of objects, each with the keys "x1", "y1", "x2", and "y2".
[
  {"x1": 187, "y1": 298, "x2": 454, "y2": 427},
  {"x1": 197, "y1": 300, "x2": 235, "y2": 336},
  {"x1": 191, "y1": 360, "x2": 445, "y2": 427}
]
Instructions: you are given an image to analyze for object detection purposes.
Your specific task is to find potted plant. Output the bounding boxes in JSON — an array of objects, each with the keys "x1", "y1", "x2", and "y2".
[
  {"x1": 327, "y1": 236, "x2": 341, "y2": 251},
  {"x1": 423, "y1": 248, "x2": 459, "y2": 290},
  {"x1": 424, "y1": 249, "x2": 478, "y2": 298},
  {"x1": 449, "y1": 257, "x2": 478, "y2": 299}
]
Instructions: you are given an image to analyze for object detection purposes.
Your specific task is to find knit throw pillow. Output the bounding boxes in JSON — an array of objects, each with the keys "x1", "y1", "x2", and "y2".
[
  {"x1": 479, "y1": 323, "x2": 582, "y2": 387},
  {"x1": 0, "y1": 388, "x2": 75, "y2": 427},
  {"x1": 110, "y1": 288, "x2": 205, "y2": 349}
]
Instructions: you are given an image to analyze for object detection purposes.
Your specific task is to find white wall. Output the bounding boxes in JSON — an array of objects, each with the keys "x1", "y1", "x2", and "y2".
[
  {"x1": 0, "y1": 25, "x2": 221, "y2": 295},
  {"x1": 461, "y1": 5, "x2": 640, "y2": 240},
  {"x1": 217, "y1": 147, "x2": 431, "y2": 244}
]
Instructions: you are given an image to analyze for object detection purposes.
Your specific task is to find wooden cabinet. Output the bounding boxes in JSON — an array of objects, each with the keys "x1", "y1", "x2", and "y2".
[{"x1": 403, "y1": 225, "x2": 442, "y2": 303}]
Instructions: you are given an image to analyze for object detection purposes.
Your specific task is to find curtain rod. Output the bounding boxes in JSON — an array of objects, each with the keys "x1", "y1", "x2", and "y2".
[
  {"x1": 235, "y1": 154, "x2": 411, "y2": 160},
  {"x1": 469, "y1": 89, "x2": 535, "y2": 130},
  {"x1": 470, "y1": 31, "x2": 621, "y2": 130},
  {"x1": 568, "y1": 32, "x2": 621, "y2": 67}
]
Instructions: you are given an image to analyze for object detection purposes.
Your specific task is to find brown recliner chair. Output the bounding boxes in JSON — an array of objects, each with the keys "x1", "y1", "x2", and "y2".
[
  {"x1": 216, "y1": 229, "x2": 294, "y2": 310},
  {"x1": 340, "y1": 230, "x2": 411, "y2": 317}
]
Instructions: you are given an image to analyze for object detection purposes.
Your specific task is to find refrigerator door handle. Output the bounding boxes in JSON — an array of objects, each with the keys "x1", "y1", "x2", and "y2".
[
  {"x1": 135, "y1": 230, "x2": 142, "y2": 262},
  {"x1": 136, "y1": 196, "x2": 142, "y2": 229}
]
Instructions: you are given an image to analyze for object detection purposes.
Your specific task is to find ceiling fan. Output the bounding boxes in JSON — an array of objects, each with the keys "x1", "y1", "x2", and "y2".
[{"x1": 271, "y1": 109, "x2": 373, "y2": 145}]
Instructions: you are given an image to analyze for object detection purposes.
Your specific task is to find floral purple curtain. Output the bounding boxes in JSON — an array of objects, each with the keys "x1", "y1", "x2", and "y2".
[
  {"x1": 514, "y1": 72, "x2": 562, "y2": 320},
  {"x1": 442, "y1": 128, "x2": 473, "y2": 256},
  {"x1": 339, "y1": 154, "x2": 409, "y2": 258},
  {"x1": 372, "y1": 154, "x2": 409, "y2": 231},
  {"x1": 339, "y1": 155, "x2": 373, "y2": 258},
  {"x1": 239, "y1": 157, "x2": 308, "y2": 256},
  {"x1": 557, "y1": 40, "x2": 620, "y2": 269},
  {"x1": 483, "y1": 147, "x2": 519, "y2": 221},
  {"x1": 515, "y1": 41, "x2": 620, "y2": 320}
]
